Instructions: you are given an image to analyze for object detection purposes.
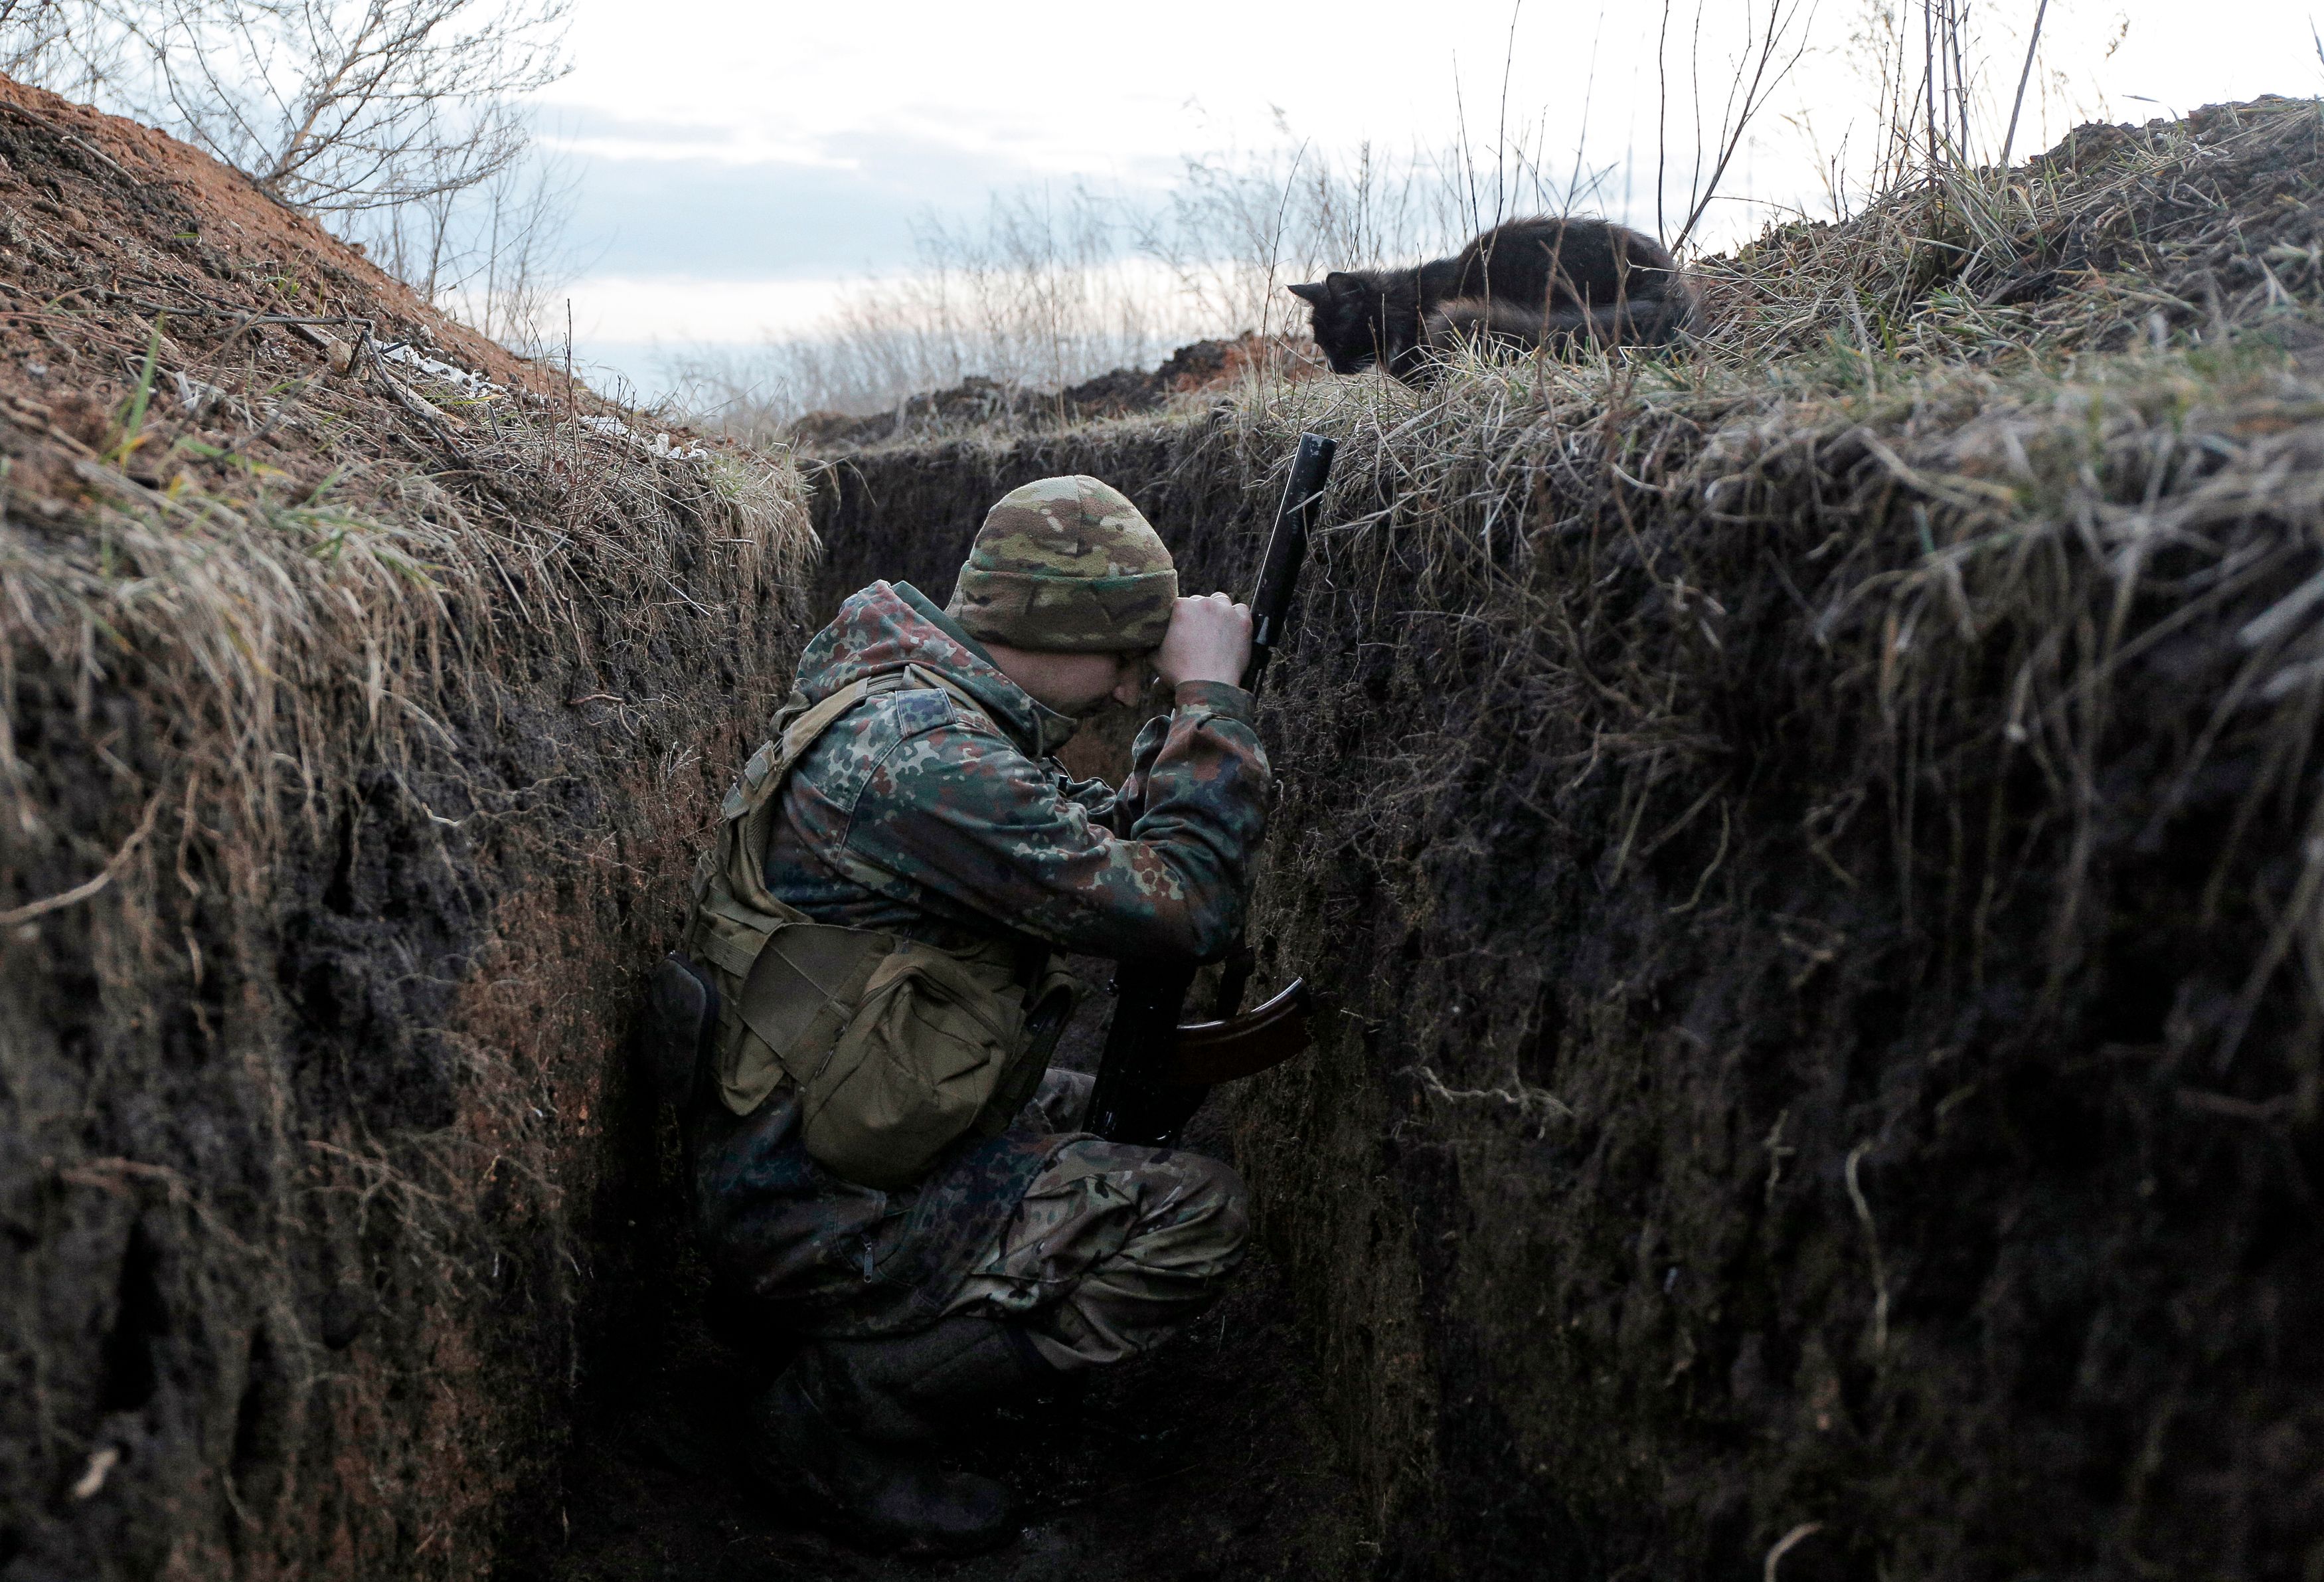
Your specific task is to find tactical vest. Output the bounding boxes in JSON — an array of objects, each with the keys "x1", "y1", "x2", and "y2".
[{"x1": 679, "y1": 666, "x2": 1078, "y2": 1190}]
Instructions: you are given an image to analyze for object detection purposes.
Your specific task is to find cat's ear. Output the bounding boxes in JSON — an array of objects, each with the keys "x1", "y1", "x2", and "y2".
[
  {"x1": 1323, "y1": 271, "x2": 1364, "y2": 297},
  {"x1": 1286, "y1": 281, "x2": 1328, "y2": 305}
]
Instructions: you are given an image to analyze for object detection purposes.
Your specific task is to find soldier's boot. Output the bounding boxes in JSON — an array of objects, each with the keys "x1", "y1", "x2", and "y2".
[
  {"x1": 871, "y1": 1318, "x2": 1070, "y2": 1427},
  {"x1": 748, "y1": 1318, "x2": 1060, "y2": 1555}
]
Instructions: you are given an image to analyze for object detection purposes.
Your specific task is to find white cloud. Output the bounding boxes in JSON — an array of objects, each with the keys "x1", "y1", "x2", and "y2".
[
  {"x1": 544, "y1": 0, "x2": 2315, "y2": 191},
  {"x1": 560, "y1": 254, "x2": 1216, "y2": 346},
  {"x1": 556, "y1": 274, "x2": 861, "y2": 345}
]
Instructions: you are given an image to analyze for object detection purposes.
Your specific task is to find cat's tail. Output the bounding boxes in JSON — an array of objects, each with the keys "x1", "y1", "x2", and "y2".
[{"x1": 1423, "y1": 297, "x2": 1551, "y2": 352}]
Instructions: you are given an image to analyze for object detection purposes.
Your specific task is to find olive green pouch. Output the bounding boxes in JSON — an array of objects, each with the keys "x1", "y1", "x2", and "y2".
[
  {"x1": 683, "y1": 662, "x2": 1082, "y2": 1187},
  {"x1": 738, "y1": 928, "x2": 1080, "y2": 1189}
]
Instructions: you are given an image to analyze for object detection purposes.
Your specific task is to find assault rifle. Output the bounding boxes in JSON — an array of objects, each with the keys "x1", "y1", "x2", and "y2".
[{"x1": 1087, "y1": 432, "x2": 1336, "y2": 1146}]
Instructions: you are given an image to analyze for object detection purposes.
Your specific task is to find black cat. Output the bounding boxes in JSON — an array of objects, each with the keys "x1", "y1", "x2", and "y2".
[
  {"x1": 1287, "y1": 216, "x2": 1694, "y2": 383},
  {"x1": 1286, "y1": 254, "x2": 1462, "y2": 381}
]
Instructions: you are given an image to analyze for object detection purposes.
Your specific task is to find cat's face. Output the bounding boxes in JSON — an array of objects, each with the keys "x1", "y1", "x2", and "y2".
[{"x1": 1288, "y1": 272, "x2": 1386, "y2": 374}]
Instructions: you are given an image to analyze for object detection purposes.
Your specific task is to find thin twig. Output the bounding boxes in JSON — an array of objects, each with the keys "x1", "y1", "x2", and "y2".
[
  {"x1": 1, "y1": 792, "x2": 164, "y2": 927},
  {"x1": 1999, "y1": 0, "x2": 2051, "y2": 171}
]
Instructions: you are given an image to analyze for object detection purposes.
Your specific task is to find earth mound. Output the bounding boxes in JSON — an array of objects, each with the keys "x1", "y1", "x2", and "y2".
[
  {"x1": 788, "y1": 331, "x2": 1301, "y2": 450},
  {"x1": 0, "y1": 73, "x2": 815, "y2": 1579},
  {"x1": 13, "y1": 71, "x2": 2324, "y2": 1582}
]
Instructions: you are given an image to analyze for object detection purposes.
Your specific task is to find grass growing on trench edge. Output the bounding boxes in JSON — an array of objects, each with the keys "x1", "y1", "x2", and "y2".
[
  {"x1": 1335, "y1": 98, "x2": 2324, "y2": 1081},
  {"x1": 810, "y1": 97, "x2": 2324, "y2": 1089},
  {"x1": 0, "y1": 109, "x2": 821, "y2": 1567},
  {"x1": 4, "y1": 79, "x2": 2321, "y2": 1573}
]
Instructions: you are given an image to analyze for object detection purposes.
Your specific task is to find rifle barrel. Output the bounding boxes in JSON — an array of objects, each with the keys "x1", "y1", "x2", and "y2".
[
  {"x1": 1090, "y1": 432, "x2": 1335, "y2": 1146},
  {"x1": 1243, "y1": 432, "x2": 1335, "y2": 699}
]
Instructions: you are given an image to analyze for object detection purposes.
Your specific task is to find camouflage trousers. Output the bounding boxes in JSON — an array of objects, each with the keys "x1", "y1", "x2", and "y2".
[{"x1": 945, "y1": 1070, "x2": 1248, "y2": 1370}]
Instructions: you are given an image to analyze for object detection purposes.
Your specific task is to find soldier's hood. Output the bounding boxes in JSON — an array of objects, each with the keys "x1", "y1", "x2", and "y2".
[{"x1": 795, "y1": 580, "x2": 1082, "y2": 758}]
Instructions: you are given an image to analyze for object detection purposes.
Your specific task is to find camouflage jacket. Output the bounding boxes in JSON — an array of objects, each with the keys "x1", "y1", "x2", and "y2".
[{"x1": 691, "y1": 578, "x2": 1270, "y2": 1336}]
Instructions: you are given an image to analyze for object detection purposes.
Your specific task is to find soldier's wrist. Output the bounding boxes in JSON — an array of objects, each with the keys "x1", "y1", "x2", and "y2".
[{"x1": 1172, "y1": 679, "x2": 1252, "y2": 721}]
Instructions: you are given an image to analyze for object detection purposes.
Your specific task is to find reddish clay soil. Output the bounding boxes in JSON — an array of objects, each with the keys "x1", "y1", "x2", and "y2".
[{"x1": 0, "y1": 72, "x2": 545, "y2": 404}]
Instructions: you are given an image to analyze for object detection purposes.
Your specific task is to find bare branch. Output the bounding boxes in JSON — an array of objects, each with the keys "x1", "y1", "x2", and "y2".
[
  {"x1": 1672, "y1": 0, "x2": 1815, "y2": 250},
  {"x1": 1999, "y1": 0, "x2": 2050, "y2": 170},
  {"x1": 33, "y1": 0, "x2": 568, "y2": 215}
]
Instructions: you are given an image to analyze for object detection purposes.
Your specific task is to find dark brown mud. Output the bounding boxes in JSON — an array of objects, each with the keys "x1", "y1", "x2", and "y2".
[
  {"x1": 521, "y1": 1236, "x2": 1357, "y2": 1582},
  {"x1": 12, "y1": 81, "x2": 2324, "y2": 1582}
]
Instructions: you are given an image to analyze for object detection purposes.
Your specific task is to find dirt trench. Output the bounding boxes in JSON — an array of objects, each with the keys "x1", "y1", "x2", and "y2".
[
  {"x1": 10, "y1": 82, "x2": 2324, "y2": 1582},
  {"x1": 0, "y1": 76, "x2": 816, "y2": 1579},
  {"x1": 0, "y1": 82, "x2": 1370, "y2": 1582},
  {"x1": 0, "y1": 76, "x2": 1368, "y2": 1582}
]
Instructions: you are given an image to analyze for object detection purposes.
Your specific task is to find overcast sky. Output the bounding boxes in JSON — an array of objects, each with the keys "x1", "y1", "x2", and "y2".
[{"x1": 533, "y1": 0, "x2": 2324, "y2": 393}]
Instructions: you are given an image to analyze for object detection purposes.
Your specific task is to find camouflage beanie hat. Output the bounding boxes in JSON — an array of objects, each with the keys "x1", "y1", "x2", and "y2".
[{"x1": 946, "y1": 476, "x2": 1179, "y2": 653}]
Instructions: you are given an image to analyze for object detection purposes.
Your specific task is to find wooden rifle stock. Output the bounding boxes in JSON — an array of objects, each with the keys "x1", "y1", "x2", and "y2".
[{"x1": 1088, "y1": 434, "x2": 1335, "y2": 1146}]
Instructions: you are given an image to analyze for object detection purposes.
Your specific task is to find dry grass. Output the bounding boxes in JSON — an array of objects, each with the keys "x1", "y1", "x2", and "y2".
[
  {"x1": 1078, "y1": 100, "x2": 2324, "y2": 1570},
  {"x1": 2, "y1": 326, "x2": 807, "y2": 890},
  {"x1": 2, "y1": 335, "x2": 816, "y2": 1567},
  {"x1": 803, "y1": 99, "x2": 2324, "y2": 1108}
]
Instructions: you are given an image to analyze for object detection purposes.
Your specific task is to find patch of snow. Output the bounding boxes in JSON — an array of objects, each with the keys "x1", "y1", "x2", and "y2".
[
  {"x1": 170, "y1": 369, "x2": 225, "y2": 416},
  {"x1": 377, "y1": 342, "x2": 501, "y2": 399},
  {"x1": 576, "y1": 411, "x2": 706, "y2": 461}
]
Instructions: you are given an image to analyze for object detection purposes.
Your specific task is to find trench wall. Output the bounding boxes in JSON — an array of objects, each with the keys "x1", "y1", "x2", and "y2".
[
  {"x1": 2, "y1": 440, "x2": 816, "y2": 1577},
  {"x1": 803, "y1": 370, "x2": 2324, "y2": 1580}
]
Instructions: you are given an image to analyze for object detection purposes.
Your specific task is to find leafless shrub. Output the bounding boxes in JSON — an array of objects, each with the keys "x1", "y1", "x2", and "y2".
[
  {"x1": 671, "y1": 0, "x2": 1839, "y2": 441},
  {"x1": 350, "y1": 133, "x2": 579, "y2": 353},
  {"x1": 1138, "y1": 139, "x2": 1472, "y2": 340},
  {"x1": 1, "y1": 0, "x2": 574, "y2": 346},
  {"x1": 0, "y1": 0, "x2": 69, "y2": 76},
  {"x1": 1659, "y1": 0, "x2": 1815, "y2": 249},
  {"x1": 83, "y1": 0, "x2": 566, "y2": 213},
  {"x1": 1842, "y1": 0, "x2": 2074, "y2": 191},
  {"x1": 671, "y1": 138, "x2": 1540, "y2": 439},
  {"x1": 1997, "y1": 0, "x2": 2050, "y2": 169},
  {"x1": 671, "y1": 0, "x2": 2137, "y2": 444},
  {"x1": 664, "y1": 185, "x2": 1201, "y2": 439}
]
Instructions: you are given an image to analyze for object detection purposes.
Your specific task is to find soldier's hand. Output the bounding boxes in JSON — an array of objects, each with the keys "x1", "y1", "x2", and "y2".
[{"x1": 1155, "y1": 592, "x2": 1254, "y2": 689}]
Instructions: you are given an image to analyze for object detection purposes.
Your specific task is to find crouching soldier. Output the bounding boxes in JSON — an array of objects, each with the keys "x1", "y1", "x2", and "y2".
[{"x1": 664, "y1": 476, "x2": 1267, "y2": 1555}]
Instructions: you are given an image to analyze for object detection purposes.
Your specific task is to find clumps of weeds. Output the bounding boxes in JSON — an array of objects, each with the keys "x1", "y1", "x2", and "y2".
[{"x1": 1218, "y1": 125, "x2": 2324, "y2": 1582}]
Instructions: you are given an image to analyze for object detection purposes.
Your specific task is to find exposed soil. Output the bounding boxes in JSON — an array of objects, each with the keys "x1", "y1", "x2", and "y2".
[
  {"x1": 0, "y1": 72, "x2": 542, "y2": 397},
  {"x1": 0, "y1": 74, "x2": 1361, "y2": 1582},
  {"x1": 0, "y1": 76, "x2": 812, "y2": 1581},
  {"x1": 523, "y1": 1244, "x2": 1357, "y2": 1582},
  {"x1": 13, "y1": 76, "x2": 2324, "y2": 1582},
  {"x1": 787, "y1": 333, "x2": 1313, "y2": 450}
]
